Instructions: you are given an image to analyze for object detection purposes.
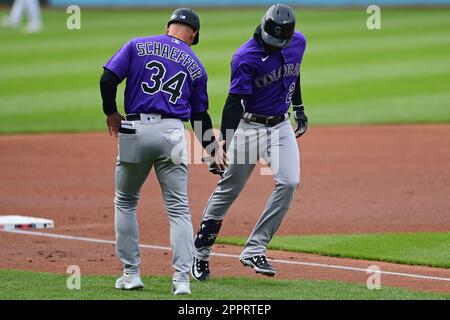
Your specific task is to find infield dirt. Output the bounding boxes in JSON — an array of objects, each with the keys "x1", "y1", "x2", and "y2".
[{"x1": 1, "y1": 124, "x2": 449, "y2": 293}]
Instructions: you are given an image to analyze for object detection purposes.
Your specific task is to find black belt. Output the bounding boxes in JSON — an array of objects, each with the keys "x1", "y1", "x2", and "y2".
[
  {"x1": 242, "y1": 112, "x2": 289, "y2": 127},
  {"x1": 126, "y1": 114, "x2": 174, "y2": 121}
]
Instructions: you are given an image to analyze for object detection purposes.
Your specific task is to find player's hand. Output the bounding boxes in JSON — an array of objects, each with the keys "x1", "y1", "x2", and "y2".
[
  {"x1": 293, "y1": 105, "x2": 308, "y2": 138},
  {"x1": 106, "y1": 112, "x2": 125, "y2": 138},
  {"x1": 208, "y1": 162, "x2": 225, "y2": 176},
  {"x1": 203, "y1": 141, "x2": 229, "y2": 176}
]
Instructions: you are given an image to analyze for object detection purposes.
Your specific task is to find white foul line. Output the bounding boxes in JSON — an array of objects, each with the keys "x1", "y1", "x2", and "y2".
[{"x1": 2, "y1": 229, "x2": 450, "y2": 283}]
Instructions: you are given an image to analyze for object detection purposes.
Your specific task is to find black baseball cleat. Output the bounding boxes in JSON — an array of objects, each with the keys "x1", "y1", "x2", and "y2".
[
  {"x1": 240, "y1": 255, "x2": 277, "y2": 277},
  {"x1": 191, "y1": 257, "x2": 210, "y2": 281}
]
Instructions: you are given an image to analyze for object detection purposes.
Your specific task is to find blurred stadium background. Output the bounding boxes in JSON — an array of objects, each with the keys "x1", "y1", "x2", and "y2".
[{"x1": 0, "y1": 1, "x2": 449, "y2": 133}]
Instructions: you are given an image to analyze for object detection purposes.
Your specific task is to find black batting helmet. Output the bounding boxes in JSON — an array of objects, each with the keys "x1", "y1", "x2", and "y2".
[
  {"x1": 260, "y1": 3, "x2": 296, "y2": 49},
  {"x1": 167, "y1": 8, "x2": 200, "y2": 45}
]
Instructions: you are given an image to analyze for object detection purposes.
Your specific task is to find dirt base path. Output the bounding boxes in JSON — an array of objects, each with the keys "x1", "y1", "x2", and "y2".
[
  {"x1": 1, "y1": 230, "x2": 449, "y2": 293},
  {"x1": 1, "y1": 125, "x2": 449, "y2": 293}
]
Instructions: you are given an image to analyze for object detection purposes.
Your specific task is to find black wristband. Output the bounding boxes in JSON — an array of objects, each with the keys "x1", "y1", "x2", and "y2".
[
  {"x1": 190, "y1": 111, "x2": 218, "y2": 156},
  {"x1": 293, "y1": 105, "x2": 304, "y2": 112}
]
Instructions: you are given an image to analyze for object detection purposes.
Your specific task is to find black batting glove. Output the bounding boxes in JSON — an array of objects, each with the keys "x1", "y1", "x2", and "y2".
[
  {"x1": 208, "y1": 162, "x2": 225, "y2": 177},
  {"x1": 293, "y1": 105, "x2": 308, "y2": 138},
  {"x1": 203, "y1": 141, "x2": 228, "y2": 178}
]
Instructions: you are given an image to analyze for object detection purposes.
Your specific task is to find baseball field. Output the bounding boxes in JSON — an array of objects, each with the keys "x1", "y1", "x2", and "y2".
[{"x1": 1, "y1": 7, "x2": 450, "y2": 300}]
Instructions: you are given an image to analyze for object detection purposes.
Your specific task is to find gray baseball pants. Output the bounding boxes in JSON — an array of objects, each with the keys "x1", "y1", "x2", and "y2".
[
  {"x1": 194, "y1": 119, "x2": 300, "y2": 261},
  {"x1": 114, "y1": 116, "x2": 193, "y2": 282}
]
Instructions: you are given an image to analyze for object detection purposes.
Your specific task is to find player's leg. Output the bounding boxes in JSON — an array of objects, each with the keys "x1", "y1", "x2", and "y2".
[
  {"x1": 153, "y1": 119, "x2": 193, "y2": 293},
  {"x1": 240, "y1": 120, "x2": 300, "y2": 275},
  {"x1": 194, "y1": 163, "x2": 255, "y2": 260},
  {"x1": 193, "y1": 122, "x2": 264, "y2": 279},
  {"x1": 114, "y1": 130, "x2": 153, "y2": 286}
]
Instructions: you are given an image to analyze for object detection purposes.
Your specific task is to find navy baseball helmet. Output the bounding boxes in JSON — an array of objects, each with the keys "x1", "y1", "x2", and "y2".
[
  {"x1": 260, "y1": 3, "x2": 296, "y2": 49},
  {"x1": 168, "y1": 8, "x2": 200, "y2": 45}
]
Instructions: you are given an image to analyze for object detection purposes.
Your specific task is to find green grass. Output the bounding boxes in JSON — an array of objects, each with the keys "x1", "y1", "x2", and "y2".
[
  {"x1": 217, "y1": 232, "x2": 450, "y2": 269},
  {"x1": 0, "y1": 269, "x2": 448, "y2": 300},
  {"x1": 1, "y1": 8, "x2": 450, "y2": 133}
]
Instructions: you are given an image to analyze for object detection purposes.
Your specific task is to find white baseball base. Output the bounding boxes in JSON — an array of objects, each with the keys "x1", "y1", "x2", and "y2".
[{"x1": 0, "y1": 215, "x2": 54, "y2": 230}]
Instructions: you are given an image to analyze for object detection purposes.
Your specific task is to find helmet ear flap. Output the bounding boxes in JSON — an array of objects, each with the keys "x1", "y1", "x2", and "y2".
[{"x1": 193, "y1": 32, "x2": 199, "y2": 45}]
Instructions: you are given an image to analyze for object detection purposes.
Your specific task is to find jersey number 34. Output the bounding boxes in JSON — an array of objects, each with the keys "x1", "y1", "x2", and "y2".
[{"x1": 141, "y1": 60, "x2": 187, "y2": 104}]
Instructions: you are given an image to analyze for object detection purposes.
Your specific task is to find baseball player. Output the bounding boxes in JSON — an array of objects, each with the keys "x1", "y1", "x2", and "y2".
[
  {"x1": 99, "y1": 8, "x2": 224, "y2": 295},
  {"x1": 1, "y1": 0, "x2": 42, "y2": 33},
  {"x1": 192, "y1": 3, "x2": 308, "y2": 281}
]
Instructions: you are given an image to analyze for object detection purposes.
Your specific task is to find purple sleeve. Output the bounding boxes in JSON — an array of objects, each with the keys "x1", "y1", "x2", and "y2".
[
  {"x1": 103, "y1": 40, "x2": 132, "y2": 82},
  {"x1": 229, "y1": 55, "x2": 253, "y2": 95},
  {"x1": 190, "y1": 74, "x2": 209, "y2": 113}
]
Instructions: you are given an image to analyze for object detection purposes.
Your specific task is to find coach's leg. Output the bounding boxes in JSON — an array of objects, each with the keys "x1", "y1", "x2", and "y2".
[
  {"x1": 240, "y1": 120, "x2": 300, "y2": 260},
  {"x1": 155, "y1": 158, "x2": 193, "y2": 283},
  {"x1": 115, "y1": 127, "x2": 153, "y2": 276},
  {"x1": 155, "y1": 120, "x2": 193, "y2": 283},
  {"x1": 115, "y1": 159, "x2": 152, "y2": 275}
]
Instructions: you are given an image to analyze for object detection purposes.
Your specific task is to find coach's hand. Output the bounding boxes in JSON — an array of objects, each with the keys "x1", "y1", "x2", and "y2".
[
  {"x1": 213, "y1": 140, "x2": 229, "y2": 171},
  {"x1": 106, "y1": 112, "x2": 125, "y2": 138},
  {"x1": 293, "y1": 105, "x2": 308, "y2": 138}
]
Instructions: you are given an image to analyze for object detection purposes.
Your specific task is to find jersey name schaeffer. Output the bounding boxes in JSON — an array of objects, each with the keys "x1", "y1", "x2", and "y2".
[{"x1": 135, "y1": 40, "x2": 203, "y2": 81}]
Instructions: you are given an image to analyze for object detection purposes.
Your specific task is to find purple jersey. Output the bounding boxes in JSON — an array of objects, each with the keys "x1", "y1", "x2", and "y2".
[
  {"x1": 104, "y1": 34, "x2": 208, "y2": 121},
  {"x1": 229, "y1": 31, "x2": 306, "y2": 116}
]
